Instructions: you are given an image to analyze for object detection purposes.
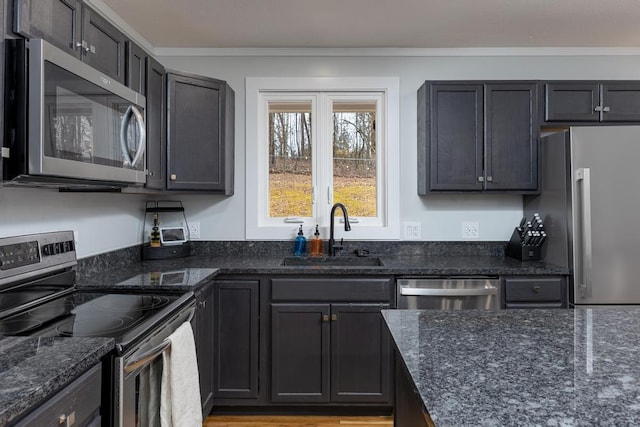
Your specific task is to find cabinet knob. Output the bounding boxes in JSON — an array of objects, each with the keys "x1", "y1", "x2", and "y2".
[
  {"x1": 170, "y1": 173, "x2": 177, "y2": 181},
  {"x1": 478, "y1": 176, "x2": 484, "y2": 182},
  {"x1": 532, "y1": 285, "x2": 541, "y2": 294},
  {"x1": 331, "y1": 314, "x2": 337, "y2": 321},
  {"x1": 594, "y1": 105, "x2": 603, "y2": 112},
  {"x1": 322, "y1": 314, "x2": 329, "y2": 322},
  {"x1": 59, "y1": 412, "x2": 76, "y2": 426},
  {"x1": 603, "y1": 106, "x2": 611, "y2": 112},
  {"x1": 486, "y1": 176, "x2": 493, "y2": 182}
]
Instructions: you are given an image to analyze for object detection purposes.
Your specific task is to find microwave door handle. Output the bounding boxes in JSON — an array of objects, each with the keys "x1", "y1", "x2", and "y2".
[
  {"x1": 119, "y1": 105, "x2": 146, "y2": 168},
  {"x1": 129, "y1": 105, "x2": 146, "y2": 168}
]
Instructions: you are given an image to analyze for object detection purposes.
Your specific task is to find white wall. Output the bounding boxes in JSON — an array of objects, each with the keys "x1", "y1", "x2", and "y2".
[
  {"x1": 0, "y1": 187, "x2": 147, "y2": 258},
  {"x1": 156, "y1": 52, "x2": 640, "y2": 242},
  {"x1": 4, "y1": 49, "x2": 640, "y2": 254}
]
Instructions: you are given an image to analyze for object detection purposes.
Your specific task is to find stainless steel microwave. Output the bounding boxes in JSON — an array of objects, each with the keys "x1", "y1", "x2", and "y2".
[{"x1": 2, "y1": 38, "x2": 147, "y2": 188}]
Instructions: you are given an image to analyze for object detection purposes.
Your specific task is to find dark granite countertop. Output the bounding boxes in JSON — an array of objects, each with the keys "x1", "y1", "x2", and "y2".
[
  {"x1": 383, "y1": 308, "x2": 640, "y2": 426},
  {"x1": 76, "y1": 252, "x2": 567, "y2": 292},
  {"x1": 0, "y1": 336, "x2": 114, "y2": 426}
]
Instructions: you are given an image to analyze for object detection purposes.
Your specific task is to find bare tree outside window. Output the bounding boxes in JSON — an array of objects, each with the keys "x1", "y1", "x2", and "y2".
[{"x1": 268, "y1": 99, "x2": 377, "y2": 218}]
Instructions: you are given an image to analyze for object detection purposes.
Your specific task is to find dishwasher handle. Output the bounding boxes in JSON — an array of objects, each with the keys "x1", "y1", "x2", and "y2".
[{"x1": 399, "y1": 284, "x2": 498, "y2": 297}]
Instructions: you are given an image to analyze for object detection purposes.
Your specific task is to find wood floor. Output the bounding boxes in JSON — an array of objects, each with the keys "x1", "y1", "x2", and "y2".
[{"x1": 204, "y1": 415, "x2": 394, "y2": 427}]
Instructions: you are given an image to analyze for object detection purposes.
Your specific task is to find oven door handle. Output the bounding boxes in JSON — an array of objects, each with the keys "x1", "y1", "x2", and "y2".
[
  {"x1": 124, "y1": 339, "x2": 171, "y2": 374},
  {"x1": 123, "y1": 307, "x2": 196, "y2": 374}
]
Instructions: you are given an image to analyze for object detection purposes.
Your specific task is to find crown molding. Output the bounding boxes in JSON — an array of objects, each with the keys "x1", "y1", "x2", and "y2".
[{"x1": 154, "y1": 46, "x2": 640, "y2": 58}]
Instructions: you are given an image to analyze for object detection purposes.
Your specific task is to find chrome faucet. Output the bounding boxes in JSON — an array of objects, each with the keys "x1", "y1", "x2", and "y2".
[{"x1": 329, "y1": 203, "x2": 351, "y2": 256}]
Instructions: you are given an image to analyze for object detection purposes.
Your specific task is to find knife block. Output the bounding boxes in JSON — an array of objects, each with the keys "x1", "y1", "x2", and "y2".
[{"x1": 505, "y1": 228, "x2": 542, "y2": 261}]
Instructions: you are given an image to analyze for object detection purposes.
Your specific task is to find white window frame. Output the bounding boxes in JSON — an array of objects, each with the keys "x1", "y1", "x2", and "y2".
[{"x1": 246, "y1": 77, "x2": 400, "y2": 240}]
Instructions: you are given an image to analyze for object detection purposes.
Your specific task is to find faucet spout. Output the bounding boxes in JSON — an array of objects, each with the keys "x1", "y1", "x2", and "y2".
[{"x1": 329, "y1": 203, "x2": 351, "y2": 256}]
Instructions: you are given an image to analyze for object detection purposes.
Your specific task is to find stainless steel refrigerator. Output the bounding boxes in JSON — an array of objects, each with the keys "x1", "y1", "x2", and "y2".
[{"x1": 524, "y1": 126, "x2": 640, "y2": 306}]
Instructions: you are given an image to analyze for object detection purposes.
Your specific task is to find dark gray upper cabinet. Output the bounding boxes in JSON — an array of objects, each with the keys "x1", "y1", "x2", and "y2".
[
  {"x1": 545, "y1": 81, "x2": 640, "y2": 123},
  {"x1": 418, "y1": 81, "x2": 538, "y2": 193},
  {"x1": 145, "y1": 56, "x2": 166, "y2": 190},
  {"x1": 485, "y1": 83, "x2": 539, "y2": 191},
  {"x1": 13, "y1": 0, "x2": 81, "y2": 57},
  {"x1": 421, "y1": 83, "x2": 484, "y2": 192},
  {"x1": 13, "y1": 0, "x2": 126, "y2": 84},
  {"x1": 126, "y1": 40, "x2": 147, "y2": 94},
  {"x1": 167, "y1": 71, "x2": 235, "y2": 193},
  {"x1": 81, "y1": 5, "x2": 126, "y2": 84}
]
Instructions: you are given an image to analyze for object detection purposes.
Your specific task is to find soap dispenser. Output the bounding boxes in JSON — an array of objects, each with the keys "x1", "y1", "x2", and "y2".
[
  {"x1": 293, "y1": 225, "x2": 307, "y2": 256},
  {"x1": 310, "y1": 224, "x2": 322, "y2": 256}
]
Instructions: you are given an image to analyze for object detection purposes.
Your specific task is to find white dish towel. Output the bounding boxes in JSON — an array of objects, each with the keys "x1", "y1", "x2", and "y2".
[{"x1": 160, "y1": 321, "x2": 203, "y2": 427}]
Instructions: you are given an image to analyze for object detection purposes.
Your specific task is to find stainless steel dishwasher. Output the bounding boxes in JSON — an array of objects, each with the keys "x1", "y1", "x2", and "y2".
[{"x1": 396, "y1": 277, "x2": 500, "y2": 309}]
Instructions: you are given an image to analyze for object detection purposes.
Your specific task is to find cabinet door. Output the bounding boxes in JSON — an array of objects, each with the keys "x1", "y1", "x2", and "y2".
[
  {"x1": 167, "y1": 72, "x2": 234, "y2": 193},
  {"x1": 271, "y1": 304, "x2": 330, "y2": 403},
  {"x1": 213, "y1": 280, "x2": 259, "y2": 400},
  {"x1": 81, "y1": 5, "x2": 126, "y2": 84},
  {"x1": 14, "y1": 0, "x2": 82, "y2": 59},
  {"x1": 330, "y1": 304, "x2": 391, "y2": 403},
  {"x1": 126, "y1": 41, "x2": 147, "y2": 94},
  {"x1": 195, "y1": 282, "x2": 215, "y2": 415},
  {"x1": 601, "y1": 83, "x2": 640, "y2": 122},
  {"x1": 427, "y1": 83, "x2": 484, "y2": 191},
  {"x1": 145, "y1": 56, "x2": 166, "y2": 190},
  {"x1": 544, "y1": 82, "x2": 600, "y2": 122},
  {"x1": 485, "y1": 83, "x2": 538, "y2": 191}
]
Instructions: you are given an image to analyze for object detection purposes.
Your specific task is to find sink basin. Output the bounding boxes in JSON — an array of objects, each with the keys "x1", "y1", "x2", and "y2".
[{"x1": 281, "y1": 256, "x2": 384, "y2": 267}]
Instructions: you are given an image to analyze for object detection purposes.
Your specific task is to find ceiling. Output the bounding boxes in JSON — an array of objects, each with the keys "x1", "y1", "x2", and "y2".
[{"x1": 101, "y1": 0, "x2": 640, "y2": 49}]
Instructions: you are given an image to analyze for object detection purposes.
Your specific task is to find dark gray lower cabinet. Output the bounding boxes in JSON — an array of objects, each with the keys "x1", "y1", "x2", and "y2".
[
  {"x1": 330, "y1": 304, "x2": 391, "y2": 403},
  {"x1": 502, "y1": 275, "x2": 567, "y2": 308},
  {"x1": 213, "y1": 280, "x2": 259, "y2": 400},
  {"x1": 271, "y1": 304, "x2": 330, "y2": 403},
  {"x1": 195, "y1": 281, "x2": 215, "y2": 416},
  {"x1": 271, "y1": 299, "x2": 392, "y2": 404},
  {"x1": 14, "y1": 364, "x2": 102, "y2": 426}
]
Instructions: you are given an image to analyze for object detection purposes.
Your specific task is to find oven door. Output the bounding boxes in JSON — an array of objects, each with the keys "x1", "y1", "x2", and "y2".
[
  {"x1": 113, "y1": 301, "x2": 196, "y2": 427},
  {"x1": 28, "y1": 39, "x2": 147, "y2": 185}
]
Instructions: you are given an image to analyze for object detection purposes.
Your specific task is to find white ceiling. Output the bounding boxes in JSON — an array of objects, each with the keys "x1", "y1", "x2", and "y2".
[{"x1": 101, "y1": 0, "x2": 640, "y2": 49}]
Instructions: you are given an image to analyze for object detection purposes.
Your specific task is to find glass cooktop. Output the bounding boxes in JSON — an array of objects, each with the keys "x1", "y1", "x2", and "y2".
[{"x1": 0, "y1": 291, "x2": 183, "y2": 339}]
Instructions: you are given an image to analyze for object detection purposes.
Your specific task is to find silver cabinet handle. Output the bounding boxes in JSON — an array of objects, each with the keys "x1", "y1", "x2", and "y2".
[
  {"x1": 120, "y1": 105, "x2": 146, "y2": 168},
  {"x1": 399, "y1": 285, "x2": 497, "y2": 297},
  {"x1": 575, "y1": 168, "x2": 593, "y2": 298}
]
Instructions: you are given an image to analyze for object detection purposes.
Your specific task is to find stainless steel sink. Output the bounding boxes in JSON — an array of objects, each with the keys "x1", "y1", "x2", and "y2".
[{"x1": 281, "y1": 256, "x2": 384, "y2": 267}]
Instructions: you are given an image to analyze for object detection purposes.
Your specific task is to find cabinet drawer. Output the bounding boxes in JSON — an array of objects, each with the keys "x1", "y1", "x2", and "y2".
[
  {"x1": 15, "y1": 364, "x2": 101, "y2": 427},
  {"x1": 271, "y1": 277, "x2": 393, "y2": 302},
  {"x1": 504, "y1": 277, "x2": 564, "y2": 302}
]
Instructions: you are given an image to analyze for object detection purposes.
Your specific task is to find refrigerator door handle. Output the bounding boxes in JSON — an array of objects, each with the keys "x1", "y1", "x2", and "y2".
[{"x1": 576, "y1": 168, "x2": 593, "y2": 298}]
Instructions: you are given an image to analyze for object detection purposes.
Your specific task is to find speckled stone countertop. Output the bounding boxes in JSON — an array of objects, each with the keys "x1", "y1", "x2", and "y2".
[
  {"x1": 0, "y1": 336, "x2": 114, "y2": 426},
  {"x1": 383, "y1": 309, "x2": 640, "y2": 426}
]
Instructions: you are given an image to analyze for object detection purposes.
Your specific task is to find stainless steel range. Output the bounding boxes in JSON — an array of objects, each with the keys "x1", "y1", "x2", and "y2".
[{"x1": 0, "y1": 231, "x2": 196, "y2": 427}]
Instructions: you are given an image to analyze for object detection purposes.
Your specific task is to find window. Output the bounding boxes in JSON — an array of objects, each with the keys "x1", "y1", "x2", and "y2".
[{"x1": 246, "y1": 77, "x2": 399, "y2": 240}]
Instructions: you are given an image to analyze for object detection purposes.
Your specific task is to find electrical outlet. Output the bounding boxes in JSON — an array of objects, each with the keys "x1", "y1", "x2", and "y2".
[
  {"x1": 462, "y1": 221, "x2": 480, "y2": 239},
  {"x1": 403, "y1": 221, "x2": 421, "y2": 240},
  {"x1": 188, "y1": 222, "x2": 200, "y2": 239}
]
